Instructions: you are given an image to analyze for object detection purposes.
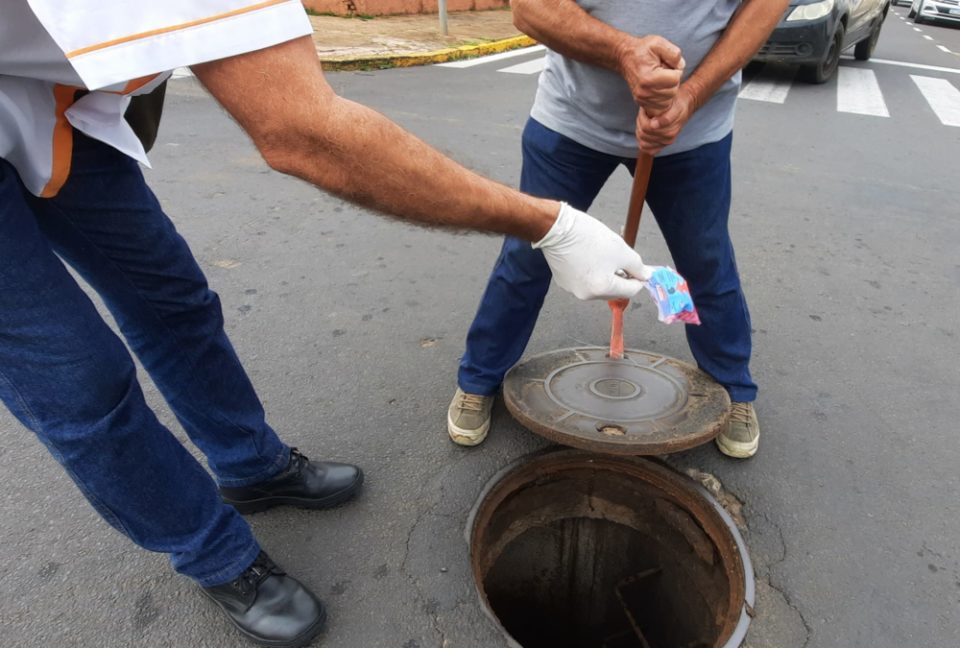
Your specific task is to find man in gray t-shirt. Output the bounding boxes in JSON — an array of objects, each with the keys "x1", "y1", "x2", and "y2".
[{"x1": 448, "y1": 0, "x2": 789, "y2": 458}]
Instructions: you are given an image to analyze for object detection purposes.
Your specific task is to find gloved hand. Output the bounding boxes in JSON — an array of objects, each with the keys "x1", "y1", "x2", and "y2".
[{"x1": 533, "y1": 203, "x2": 652, "y2": 300}]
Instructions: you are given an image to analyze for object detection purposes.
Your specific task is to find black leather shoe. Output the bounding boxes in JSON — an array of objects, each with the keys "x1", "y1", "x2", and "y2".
[
  {"x1": 221, "y1": 448, "x2": 363, "y2": 514},
  {"x1": 202, "y1": 551, "x2": 325, "y2": 648}
]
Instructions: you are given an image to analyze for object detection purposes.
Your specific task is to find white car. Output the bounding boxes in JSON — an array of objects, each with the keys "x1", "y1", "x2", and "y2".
[{"x1": 908, "y1": 0, "x2": 960, "y2": 24}]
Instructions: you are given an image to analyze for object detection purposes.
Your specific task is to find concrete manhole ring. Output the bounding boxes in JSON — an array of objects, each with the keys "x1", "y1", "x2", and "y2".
[{"x1": 468, "y1": 449, "x2": 755, "y2": 648}]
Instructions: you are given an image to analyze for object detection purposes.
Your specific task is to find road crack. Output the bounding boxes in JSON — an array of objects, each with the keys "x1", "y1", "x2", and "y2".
[
  {"x1": 399, "y1": 467, "x2": 457, "y2": 647},
  {"x1": 756, "y1": 510, "x2": 813, "y2": 648}
]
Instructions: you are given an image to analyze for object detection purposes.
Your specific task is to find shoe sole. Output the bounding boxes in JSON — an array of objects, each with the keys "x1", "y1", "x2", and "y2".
[
  {"x1": 715, "y1": 434, "x2": 759, "y2": 459},
  {"x1": 202, "y1": 589, "x2": 327, "y2": 648},
  {"x1": 223, "y1": 470, "x2": 364, "y2": 515},
  {"x1": 447, "y1": 412, "x2": 490, "y2": 447}
]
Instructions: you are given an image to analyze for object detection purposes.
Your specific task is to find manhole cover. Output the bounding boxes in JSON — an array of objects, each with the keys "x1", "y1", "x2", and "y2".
[
  {"x1": 469, "y1": 450, "x2": 754, "y2": 648},
  {"x1": 503, "y1": 347, "x2": 730, "y2": 455}
]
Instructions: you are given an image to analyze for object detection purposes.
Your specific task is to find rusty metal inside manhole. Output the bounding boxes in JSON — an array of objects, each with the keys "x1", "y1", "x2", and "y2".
[{"x1": 469, "y1": 450, "x2": 754, "y2": 648}]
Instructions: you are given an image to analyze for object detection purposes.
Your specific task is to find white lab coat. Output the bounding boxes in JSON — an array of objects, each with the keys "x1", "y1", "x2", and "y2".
[{"x1": 0, "y1": 0, "x2": 311, "y2": 196}]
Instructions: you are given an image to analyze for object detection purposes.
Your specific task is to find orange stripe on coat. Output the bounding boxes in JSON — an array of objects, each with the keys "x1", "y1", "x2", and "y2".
[
  {"x1": 40, "y1": 85, "x2": 77, "y2": 198},
  {"x1": 66, "y1": 0, "x2": 290, "y2": 58}
]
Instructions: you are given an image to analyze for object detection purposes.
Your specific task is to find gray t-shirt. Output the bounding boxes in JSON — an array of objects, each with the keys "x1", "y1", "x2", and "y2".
[{"x1": 530, "y1": 0, "x2": 741, "y2": 158}]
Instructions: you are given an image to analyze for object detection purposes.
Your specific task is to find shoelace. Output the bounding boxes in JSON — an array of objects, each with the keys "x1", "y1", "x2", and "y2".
[
  {"x1": 729, "y1": 403, "x2": 753, "y2": 426},
  {"x1": 457, "y1": 393, "x2": 487, "y2": 412},
  {"x1": 233, "y1": 554, "x2": 283, "y2": 596},
  {"x1": 288, "y1": 447, "x2": 309, "y2": 476}
]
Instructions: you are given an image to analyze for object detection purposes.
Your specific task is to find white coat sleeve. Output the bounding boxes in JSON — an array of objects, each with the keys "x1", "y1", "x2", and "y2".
[{"x1": 24, "y1": 0, "x2": 314, "y2": 91}]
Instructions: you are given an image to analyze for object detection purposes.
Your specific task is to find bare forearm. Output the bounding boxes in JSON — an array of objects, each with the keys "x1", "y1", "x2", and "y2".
[
  {"x1": 511, "y1": 0, "x2": 629, "y2": 72},
  {"x1": 684, "y1": 0, "x2": 791, "y2": 110},
  {"x1": 266, "y1": 95, "x2": 556, "y2": 241},
  {"x1": 194, "y1": 37, "x2": 556, "y2": 241},
  {"x1": 512, "y1": 0, "x2": 683, "y2": 113}
]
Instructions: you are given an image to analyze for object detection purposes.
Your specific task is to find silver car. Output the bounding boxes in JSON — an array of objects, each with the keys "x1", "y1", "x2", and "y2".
[{"x1": 908, "y1": 0, "x2": 960, "y2": 24}]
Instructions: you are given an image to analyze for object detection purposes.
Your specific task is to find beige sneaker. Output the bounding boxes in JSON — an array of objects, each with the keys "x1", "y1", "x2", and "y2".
[
  {"x1": 716, "y1": 401, "x2": 760, "y2": 459},
  {"x1": 447, "y1": 388, "x2": 494, "y2": 447}
]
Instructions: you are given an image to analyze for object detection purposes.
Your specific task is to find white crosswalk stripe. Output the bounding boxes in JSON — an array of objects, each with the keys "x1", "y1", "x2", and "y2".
[
  {"x1": 837, "y1": 67, "x2": 889, "y2": 117},
  {"x1": 438, "y1": 55, "x2": 960, "y2": 127},
  {"x1": 860, "y1": 57, "x2": 960, "y2": 74},
  {"x1": 738, "y1": 66, "x2": 795, "y2": 104},
  {"x1": 734, "y1": 64, "x2": 959, "y2": 127},
  {"x1": 438, "y1": 45, "x2": 545, "y2": 68},
  {"x1": 911, "y1": 75, "x2": 960, "y2": 127},
  {"x1": 498, "y1": 57, "x2": 546, "y2": 75}
]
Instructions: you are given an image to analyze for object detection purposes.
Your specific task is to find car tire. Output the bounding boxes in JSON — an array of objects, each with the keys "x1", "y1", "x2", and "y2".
[
  {"x1": 854, "y1": 16, "x2": 883, "y2": 61},
  {"x1": 800, "y1": 22, "x2": 845, "y2": 84},
  {"x1": 908, "y1": 3, "x2": 917, "y2": 18}
]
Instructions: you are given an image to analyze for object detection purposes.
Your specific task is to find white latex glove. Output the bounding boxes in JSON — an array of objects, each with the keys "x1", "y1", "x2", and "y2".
[{"x1": 533, "y1": 203, "x2": 653, "y2": 300}]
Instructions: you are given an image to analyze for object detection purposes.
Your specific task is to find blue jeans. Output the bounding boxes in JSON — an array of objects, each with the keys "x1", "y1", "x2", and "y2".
[
  {"x1": 0, "y1": 133, "x2": 290, "y2": 586},
  {"x1": 459, "y1": 118, "x2": 756, "y2": 403}
]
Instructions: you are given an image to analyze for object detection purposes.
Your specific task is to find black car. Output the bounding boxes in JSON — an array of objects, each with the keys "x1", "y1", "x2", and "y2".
[{"x1": 754, "y1": 0, "x2": 891, "y2": 83}]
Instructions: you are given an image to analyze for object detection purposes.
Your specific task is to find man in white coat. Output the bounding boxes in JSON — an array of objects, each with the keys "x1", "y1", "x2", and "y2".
[{"x1": 0, "y1": 1, "x2": 665, "y2": 645}]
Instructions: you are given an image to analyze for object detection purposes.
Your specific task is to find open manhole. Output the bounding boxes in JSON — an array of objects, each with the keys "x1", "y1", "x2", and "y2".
[{"x1": 469, "y1": 450, "x2": 754, "y2": 648}]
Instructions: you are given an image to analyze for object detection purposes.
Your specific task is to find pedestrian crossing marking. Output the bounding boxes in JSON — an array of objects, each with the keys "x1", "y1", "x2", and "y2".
[
  {"x1": 738, "y1": 66, "x2": 795, "y2": 104},
  {"x1": 911, "y1": 75, "x2": 960, "y2": 126},
  {"x1": 857, "y1": 57, "x2": 960, "y2": 75},
  {"x1": 837, "y1": 67, "x2": 889, "y2": 117},
  {"x1": 436, "y1": 54, "x2": 960, "y2": 128},
  {"x1": 438, "y1": 45, "x2": 546, "y2": 68},
  {"x1": 498, "y1": 57, "x2": 546, "y2": 75}
]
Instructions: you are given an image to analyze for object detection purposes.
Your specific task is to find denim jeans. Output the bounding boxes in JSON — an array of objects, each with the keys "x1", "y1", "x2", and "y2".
[
  {"x1": 0, "y1": 133, "x2": 290, "y2": 586},
  {"x1": 459, "y1": 118, "x2": 757, "y2": 403}
]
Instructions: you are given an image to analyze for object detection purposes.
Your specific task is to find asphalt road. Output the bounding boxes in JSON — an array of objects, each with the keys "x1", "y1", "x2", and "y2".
[{"x1": 1, "y1": 9, "x2": 959, "y2": 648}]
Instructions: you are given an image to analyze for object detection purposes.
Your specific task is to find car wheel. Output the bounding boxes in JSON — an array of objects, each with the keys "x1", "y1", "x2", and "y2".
[
  {"x1": 854, "y1": 17, "x2": 883, "y2": 61},
  {"x1": 800, "y1": 22, "x2": 845, "y2": 84}
]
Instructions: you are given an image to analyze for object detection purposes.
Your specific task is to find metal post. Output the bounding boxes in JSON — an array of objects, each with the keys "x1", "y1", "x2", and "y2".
[{"x1": 439, "y1": 0, "x2": 449, "y2": 35}]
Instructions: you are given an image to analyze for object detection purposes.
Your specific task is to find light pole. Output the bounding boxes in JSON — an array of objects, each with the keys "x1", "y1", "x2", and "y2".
[{"x1": 439, "y1": 0, "x2": 448, "y2": 35}]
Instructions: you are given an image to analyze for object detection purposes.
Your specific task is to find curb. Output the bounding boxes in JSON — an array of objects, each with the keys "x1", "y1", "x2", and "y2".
[{"x1": 319, "y1": 34, "x2": 537, "y2": 71}]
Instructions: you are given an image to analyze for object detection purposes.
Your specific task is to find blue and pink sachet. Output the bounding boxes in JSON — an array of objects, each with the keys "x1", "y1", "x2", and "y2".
[{"x1": 644, "y1": 266, "x2": 701, "y2": 325}]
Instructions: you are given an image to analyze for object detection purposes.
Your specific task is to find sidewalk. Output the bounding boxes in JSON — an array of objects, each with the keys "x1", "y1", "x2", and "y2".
[{"x1": 308, "y1": 8, "x2": 535, "y2": 69}]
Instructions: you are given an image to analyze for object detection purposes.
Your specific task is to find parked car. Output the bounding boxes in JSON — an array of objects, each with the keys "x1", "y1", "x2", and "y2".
[
  {"x1": 754, "y1": 0, "x2": 891, "y2": 83},
  {"x1": 908, "y1": 0, "x2": 960, "y2": 25}
]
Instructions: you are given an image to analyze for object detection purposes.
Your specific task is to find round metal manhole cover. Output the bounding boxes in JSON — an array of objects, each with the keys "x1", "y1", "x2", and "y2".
[{"x1": 503, "y1": 347, "x2": 730, "y2": 455}]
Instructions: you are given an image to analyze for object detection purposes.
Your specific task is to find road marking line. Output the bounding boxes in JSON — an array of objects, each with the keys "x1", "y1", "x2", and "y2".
[
  {"x1": 837, "y1": 67, "x2": 890, "y2": 117},
  {"x1": 498, "y1": 57, "x2": 546, "y2": 75},
  {"x1": 438, "y1": 45, "x2": 546, "y2": 68},
  {"x1": 923, "y1": 34, "x2": 934, "y2": 40},
  {"x1": 938, "y1": 45, "x2": 952, "y2": 53},
  {"x1": 911, "y1": 75, "x2": 960, "y2": 126},
  {"x1": 842, "y1": 56, "x2": 960, "y2": 75},
  {"x1": 738, "y1": 65, "x2": 795, "y2": 103}
]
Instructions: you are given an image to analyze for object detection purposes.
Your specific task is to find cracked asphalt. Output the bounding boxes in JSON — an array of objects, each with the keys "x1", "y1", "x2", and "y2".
[{"x1": 2, "y1": 18, "x2": 960, "y2": 648}]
